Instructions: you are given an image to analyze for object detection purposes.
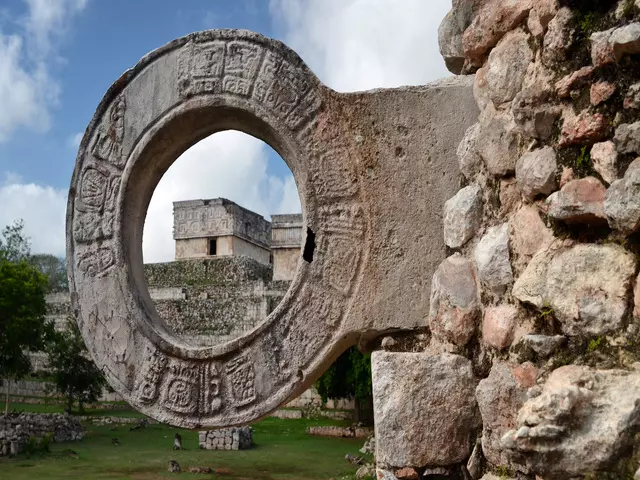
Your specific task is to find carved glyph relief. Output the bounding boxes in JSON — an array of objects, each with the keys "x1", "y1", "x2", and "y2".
[
  {"x1": 91, "y1": 94, "x2": 126, "y2": 169},
  {"x1": 73, "y1": 165, "x2": 120, "y2": 243},
  {"x1": 177, "y1": 37, "x2": 319, "y2": 133}
]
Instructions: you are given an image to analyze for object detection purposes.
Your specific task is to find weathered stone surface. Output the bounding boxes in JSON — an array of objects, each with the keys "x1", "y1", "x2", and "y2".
[
  {"x1": 546, "y1": 177, "x2": 607, "y2": 225},
  {"x1": 512, "y1": 60, "x2": 558, "y2": 140},
  {"x1": 485, "y1": 30, "x2": 533, "y2": 106},
  {"x1": 444, "y1": 185, "x2": 483, "y2": 249},
  {"x1": 591, "y1": 28, "x2": 617, "y2": 67},
  {"x1": 519, "y1": 334, "x2": 566, "y2": 358},
  {"x1": 467, "y1": 440, "x2": 484, "y2": 479},
  {"x1": 499, "y1": 177, "x2": 521, "y2": 216},
  {"x1": 476, "y1": 362, "x2": 538, "y2": 468},
  {"x1": 532, "y1": 0, "x2": 558, "y2": 29},
  {"x1": 614, "y1": 121, "x2": 640, "y2": 154},
  {"x1": 482, "y1": 305, "x2": 519, "y2": 350},
  {"x1": 605, "y1": 158, "x2": 640, "y2": 233},
  {"x1": 624, "y1": 81, "x2": 640, "y2": 109},
  {"x1": 462, "y1": 0, "x2": 533, "y2": 66},
  {"x1": 474, "y1": 223, "x2": 513, "y2": 293},
  {"x1": 477, "y1": 108, "x2": 523, "y2": 176},
  {"x1": 559, "y1": 166, "x2": 575, "y2": 187},
  {"x1": 635, "y1": 272, "x2": 640, "y2": 321},
  {"x1": 474, "y1": 67, "x2": 492, "y2": 112},
  {"x1": 591, "y1": 141, "x2": 618, "y2": 185},
  {"x1": 502, "y1": 365, "x2": 640, "y2": 477},
  {"x1": 429, "y1": 254, "x2": 480, "y2": 346},
  {"x1": 555, "y1": 66, "x2": 594, "y2": 98},
  {"x1": 559, "y1": 111, "x2": 609, "y2": 147},
  {"x1": 67, "y1": 30, "x2": 479, "y2": 428},
  {"x1": 458, "y1": 123, "x2": 483, "y2": 180},
  {"x1": 372, "y1": 352, "x2": 480, "y2": 468},
  {"x1": 590, "y1": 81, "x2": 616, "y2": 106},
  {"x1": 509, "y1": 205, "x2": 554, "y2": 270},
  {"x1": 439, "y1": 10, "x2": 466, "y2": 75},
  {"x1": 395, "y1": 467, "x2": 419, "y2": 480},
  {"x1": 513, "y1": 244, "x2": 636, "y2": 336},
  {"x1": 611, "y1": 22, "x2": 640, "y2": 61},
  {"x1": 515, "y1": 147, "x2": 557, "y2": 200},
  {"x1": 376, "y1": 468, "x2": 398, "y2": 480},
  {"x1": 542, "y1": 7, "x2": 574, "y2": 65}
]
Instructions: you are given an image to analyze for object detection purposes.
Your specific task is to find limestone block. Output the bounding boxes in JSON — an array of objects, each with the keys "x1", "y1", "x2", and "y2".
[
  {"x1": 476, "y1": 362, "x2": 537, "y2": 469},
  {"x1": 457, "y1": 123, "x2": 483, "y2": 181},
  {"x1": 429, "y1": 254, "x2": 480, "y2": 346},
  {"x1": 509, "y1": 205, "x2": 553, "y2": 271},
  {"x1": 559, "y1": 111, "x2": 609, "y2": 147},
  {"x1": 624, "y1": 81, "x2": 640, "y2": 109},
  {"x1": 591, "y1": 28, "x2": 617, "y2": 67},
  {"x1": 477, "y1": 108, "x2": 523, "y2": 176},
  {"x1": 590, "y1": 141, "x2": 618, "y2": 185},
  {"x1": 518, "y1": 334, "x2": 566, "y2": 358},
  {"x1": 502, "y1": 365, "x2": 640, "y2": 477},
  {"x1": 614, "y1": 121, "x2": 640, "y2": 154},
  {"x1": 485, "y1": 29, "x2": 534, "y2": 106},
  {"x1": 462, "y1": 0, "x2": 533, "y2": 66},
  {"x1": 66, "y1": 29, "x2": 479, "y2": 428},
  {"x1": 546, "y1": 177, "x2": 607, "y2": 225},
  {"x1": 482, "y1": 305, "x2": 519, "y2": 350},
  {"x1": 590, "y1": 81, "x2": 616, "y2": 106},
  {"x1": 513, "y1": 244, "x2": 636, "y2": 336},
  {"x1": 444, "y1": 185, "x2": 483, "y2": 249},
  {"x1": 555, "y1": 66, "x2": 594, "y2": 98},
  {"x1": 515, "y1": 147, "x2": 557, "y2": 200},
  {"x1": 542, "y1": 7, "x2": 574, "y2": 65},
  {"x1": 474, "y1": 223, "x2": 513, "y2": 294},
  {"x1": 634, "y1": 272, "x2": 640, "y2": 321},
  {"x1": 605, "y1": 158, "x2": 640, "y2": 233},
  {"x1": 372, "y1": 352, "x2": 480, "y2": 469},
  {"x1": 610, "y1": 22, "x2": 640, "y2": 61}
]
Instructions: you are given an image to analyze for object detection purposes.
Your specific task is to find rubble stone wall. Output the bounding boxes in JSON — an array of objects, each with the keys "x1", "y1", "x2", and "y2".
[
  {"x1": 0, "y1": 414, "x2": 84, "y2": 456},
  {"x1": 373, "y1": 2, "x2": 640, "y2": 479},
  {"x1": 198, "y1": 426, "x2": 252, "y2": 450}
]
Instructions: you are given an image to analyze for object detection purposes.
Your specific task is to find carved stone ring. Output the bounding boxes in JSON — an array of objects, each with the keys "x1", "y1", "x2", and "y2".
[{"x1": 67, "y1": 30, "x2": 477, "y2": 428}]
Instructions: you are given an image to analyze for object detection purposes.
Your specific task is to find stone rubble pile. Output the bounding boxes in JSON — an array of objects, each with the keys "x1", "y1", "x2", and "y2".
[
  {"x1": 198, "y1": 426, "x2": 252, "y2": 451},
  {"x1": 0, "y1": 413, "x2": 84, "y2": 456},
  {"x1": 373, "y1": 1, "x2": 640, "y2": 479}
]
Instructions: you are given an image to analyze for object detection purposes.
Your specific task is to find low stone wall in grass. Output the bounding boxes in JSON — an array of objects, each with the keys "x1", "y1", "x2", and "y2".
[
  {"x1": 198, "y1": 426, "x2": 253, "y2": 450},
  {"x1": 306, "y1": 425, "x2": 373, "y2": 439},
  {"x1": 0, "y1": 413, "x2": 84, "y2": 456}
]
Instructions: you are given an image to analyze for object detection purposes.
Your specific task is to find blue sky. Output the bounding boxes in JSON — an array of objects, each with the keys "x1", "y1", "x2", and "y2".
[{"x1": 0, "y1": 0, "x2": 451, "y2": 262}]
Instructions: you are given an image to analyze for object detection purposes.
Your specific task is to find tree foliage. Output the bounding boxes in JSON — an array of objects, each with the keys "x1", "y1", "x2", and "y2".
[
  {"x1": 29, "y1": 254, "x2": 68, "y2": 292},
  {"x1": 316, "y1": 346, "x2": 373, "y2": 423},
  {"x1": 0, "y1": 220, "x2": 51, "y2": 414},
  {"x1": 46, "y1": 318, "x2": 106, "y2": 413}
]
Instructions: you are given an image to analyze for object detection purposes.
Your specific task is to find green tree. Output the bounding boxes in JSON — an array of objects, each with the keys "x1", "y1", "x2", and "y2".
[
  {"x1": 46, "y1": 318, "x2": 106, "y2": 413},
  {"x1": 29, "y1": 254, "x2": 68, "y2": 292},
  {"x1": 316, "y1": 346, "x2": 373, "y2": 424},
  {"x1": 0, "y1": 220, "x2": 50, "y2": 415}
]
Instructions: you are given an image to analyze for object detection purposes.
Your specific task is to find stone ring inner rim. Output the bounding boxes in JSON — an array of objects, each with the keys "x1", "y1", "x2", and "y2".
[{"x1": 120, "y1": 96, "x2": 308, "y2": 361}]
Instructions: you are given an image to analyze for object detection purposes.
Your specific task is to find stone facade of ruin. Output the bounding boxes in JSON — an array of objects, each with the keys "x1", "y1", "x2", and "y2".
[
  {"x1": 270, "y1": 214, "x2": 303, "y2": 281},
  {"x1": 173, "y1": 198, "x2": 272, "y2": 264}
]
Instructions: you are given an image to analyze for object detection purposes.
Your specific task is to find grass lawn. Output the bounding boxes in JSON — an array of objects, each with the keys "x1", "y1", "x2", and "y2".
[{"x1": 0, "y1": 408, "x2": 370, "y2": 480}]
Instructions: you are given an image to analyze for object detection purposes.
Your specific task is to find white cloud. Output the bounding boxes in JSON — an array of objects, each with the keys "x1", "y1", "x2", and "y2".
[
  {"x1": 0, "y1": 33, "x2": 52, "y2": 141},
  {"x1": 0, "y1": 0, "x2": 86, "y2": 142},
  {"x1": 0, "y1": 173, "x2": 67, "y2": 257},
  {"x1": 68, "y1": 131, "x2": 83, "y2": 149},
  {"x1": 142, "y1": 131, "x2": 301, "y2": 264},
  {"x1": 269, "y1": 0, "x2": 451, "y2": 92}
]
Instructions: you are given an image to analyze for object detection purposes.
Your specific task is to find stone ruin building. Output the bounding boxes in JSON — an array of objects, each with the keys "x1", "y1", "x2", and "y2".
[{"x1": 63, "y1": 2, "x2": 640, "y2": 479}]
